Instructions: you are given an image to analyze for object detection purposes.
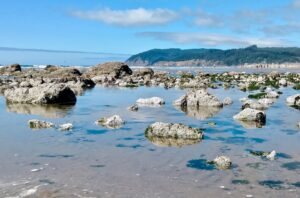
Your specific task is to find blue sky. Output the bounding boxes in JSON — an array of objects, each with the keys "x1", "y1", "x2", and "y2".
[{"x1": 0, "y1": 0, "x2": 300, "y2": 65}]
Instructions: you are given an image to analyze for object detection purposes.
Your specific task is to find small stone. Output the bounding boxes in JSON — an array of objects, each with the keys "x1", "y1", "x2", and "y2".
[
  {"x1": 127, "y1": 104, "x2": 138, "y2": 111},
  {"x1": 136, "y1": 97, "x2": 165, "y2": 106},
  {"x1": 213, "y1": 156, "x2": 232, "y2": 170},
  {"x1": 28, "y1": 119, "x2": 54, "y2": 129},
  {"x1": 223, "y1": 97, "x2": 233, "y2": 105},
  {"x1": 59, "y1": 123, "x2": 73, "y2": 131},
  {"x1": 266, "y1": 150, "x2": 276, "y2": 160},
  {"x1": 96, "y1": 115, "x2": 125, "y2": 129}
]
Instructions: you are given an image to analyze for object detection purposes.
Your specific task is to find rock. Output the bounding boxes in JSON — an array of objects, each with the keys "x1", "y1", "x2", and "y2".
[
  {"x1": 266, "y1": 91, "x2": 279, "y2": 98},
  {"x1": 173, "y1": 90, "x2": 223, "y2": 107},
  {"x1": 4, "y1": 83, "x2": 76, "y2": 104},
  {"x1": 279, "y1": 78, "x2": 287, "y2": 86},
  {"x1": 28, "y1": 119, "x2": 54, "y2": 129},
  {"x1": 145, "y1": 122, "x2": 203, "y2": 140},
  {"x1": 96, "y1": 115, "x2": 125, "y2": 129},
  {"x1": 223, "y1": 97, "x2": 233, "y2": 105},
  {"x1": 127, "y1": 104, "x2": 138, "y2": 111},
  {"x1": 136, "y1": 97, "x2": 165, "y2": 106},
  {"x1": 132, "y1": 68, "x2": 154, "y2": 77},
  {"x1": 0, "y1": 63, "x2": 21, "y2": 74},
  {"x1": 266, "y1": 150, "x2": 276, "y2": 160},
  {"x1": 286, "y1": 94, "x2": 300, "y2": 107},
  {"x1": 84, "y1": 62, "x2": 132, "y2": 79},
  {"x1": 233, "y1": 108, "x2": 266, "y2": 124},
  {"x1": 59, "y1": 123, "x2": 73, "y2": 131},
  {"x1": 298, "y1": 121, "x2": 300, "y2": 128},
  {"x1": 213, "y1": 156, "x2": 232, "y2": 170},
  {"x1": 249, "y1": 150, "x2": 276, "y2": 160}
]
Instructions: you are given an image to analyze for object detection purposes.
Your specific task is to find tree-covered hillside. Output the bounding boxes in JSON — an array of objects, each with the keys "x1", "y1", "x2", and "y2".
[{"x1": 126, "y1": 45, "x2": 300, "y2": 66}]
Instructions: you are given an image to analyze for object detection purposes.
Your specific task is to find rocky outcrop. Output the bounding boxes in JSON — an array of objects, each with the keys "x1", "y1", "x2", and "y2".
[
  {"x1": 132, "y1": 68, "x2": 154, "y2": 77},
  {"x1": 233, "y1": 108, "x2": 266, "y2": 124},
  {"x1": 136, "y1": 97, "x2": 165, "y2": 106},
  {"x1": 28, "y1": 119, "x2": 54, "y2": 129},
  {"x1": 286, "y1": 94, "x2": 300, "y2": 108},
  {"x1": 96, "y1": 115, "x2": 125, "y2": 129},
  {"x1": 84, "y1": 62, "x2": 132, "y2": 79},
  {"x1": 4, "y1": 84, "x2": 76, "y2": 104},
  {"x1": 173, "y1": 90, "x2": 223, "y2": 107},
  {"x1": 0, "y1": 64, "x2": 21, "y2": 75},
  {"x1": 145, "y1": 122, "x2": 203, "y2": 140}
]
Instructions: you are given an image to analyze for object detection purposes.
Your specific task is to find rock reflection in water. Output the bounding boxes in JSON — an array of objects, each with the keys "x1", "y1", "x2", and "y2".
[
  {"x1": 6, "y1": 103, "x2": 74, "y2": 118},
  {"x1": 175, "y1": 105, "x2": 222, "y2": 120},
  {"x1": 235, "y1": 120, "x2": 265, "y2": 129},
  {"x1": 146, "y1": 136, "x2": 201, "y2": 147}
]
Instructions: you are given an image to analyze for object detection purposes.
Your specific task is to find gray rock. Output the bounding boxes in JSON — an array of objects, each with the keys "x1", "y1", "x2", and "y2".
[
  {"x1": 174, "y1": 90, "x2": 223, "y2": 107},
  {"x1": 145, "y1": 122, "x2": 203, "y2": 140},
  {"x1": 96, "y1": 115, "x2": 125, "y2": 129},
  {"x1": 59, "y1": 123, "x2": 73, "y2": 131},
  {"x1": 223, "y1": 97, "x2": 233, "y2": 105},
  {"x1": 286, "y1": 94, "x2": 300, "y2": 107},
  {"x1": 132, "y1": 68, "x2": 154, "y2": 77},
  {"x1": 4, "y1": 83, "x2": 76, "y2": 104},
  {"x1": 233, "y1": 108, "x2": 266, "y2": 124},
  {"x1": 127, "y1": 104, "x2": 139, "y2": 111},
  {"x1": 84, "y1": 62, "x2": 132, "y2": 79},
  {"x1": 28, "y1": 119, "x2": 54, "y2": 129},
  {"x1": 213, "y1": 156, "x2": 232, "y2": 170},
  {"x1": 136, "y1": 97, "x2": 165, "y2": 106},
  {"x1": 0, "y1": 63, "x2": 21, "y2": 74}
]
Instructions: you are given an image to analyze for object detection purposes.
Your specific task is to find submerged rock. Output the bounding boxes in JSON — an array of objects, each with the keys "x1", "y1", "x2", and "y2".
[
  {"x1": 145, "y1": 122, "x2": 203, "y2": 140},
  {"x1": 127, "y1": 104, "x2": 139, "y2": 111},
  {"x1": 233, "y1": 108, "x2": 266, "y2": 124},
  {"x1": 28, "y1": 119, "x2": 54, "y2": 129},
  {"x1": 249, "y1": 150, "x2": 276, "y2": 160},
  {"x1": 213, "y1": 156, "x2": 232, "y2": 170},
  {"x1": 136, "y1": 97, "x2": 165, "y2": 106},
  {"x1": 286, "y1": 94, "x2": 300, "y2": 108},
  {"x1": 173, "y1": 89, "x2": 223, "y2": 107},
  {"x1": 223, "y1": 97, "x2": 233, "y2": 105},
  {"x1": 4, "y1": 84, "x2": 76, "y2": 104},
  {"x1": 59, "y1": 123, "x2": 73, "y2": 131},
  {"x1": 96, "y1": 115, "x2": 125, "y2": 129}
]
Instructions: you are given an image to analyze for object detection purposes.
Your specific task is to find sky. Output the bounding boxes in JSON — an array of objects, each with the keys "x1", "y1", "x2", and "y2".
[{"x1": 0, "y1": 0, "x2": 300, "y2": 65}]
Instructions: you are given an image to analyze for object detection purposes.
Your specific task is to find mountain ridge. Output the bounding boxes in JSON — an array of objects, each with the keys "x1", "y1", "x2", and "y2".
[{"x1": 126, "y1": 45, "x2": 300, "y2": 66}]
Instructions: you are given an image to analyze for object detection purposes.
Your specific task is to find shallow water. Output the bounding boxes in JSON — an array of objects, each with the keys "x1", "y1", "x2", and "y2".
[{"x1": 0, "y1": 85, "x2": 300, "y2": 198}]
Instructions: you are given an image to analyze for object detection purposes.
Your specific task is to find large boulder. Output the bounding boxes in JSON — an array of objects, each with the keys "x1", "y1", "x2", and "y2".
[
  {"x1": 0, "y1": 64, "x2": 21, "y2": 75},
  {"x1": 145, "y1": 122, "x2": 203, "y2": 140},
  {"x1": 286, "y1": 94, "x2": 300, "y2": 108},
  {"x1": 84, "y1": 62, "x2": 132, "y2": 79},
  {"x1": 4, "y1": 83, "x2": 76, "y2": 104},
  {"x1": 233, "y1": 108, "x2": 266, "y2": 124},
  {"x1": 173, "y1": 89, "x2": 223, "y2": 107}
]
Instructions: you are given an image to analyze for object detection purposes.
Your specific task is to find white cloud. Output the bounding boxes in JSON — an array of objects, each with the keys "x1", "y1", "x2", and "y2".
[
  {"x1": 137, "y1": 32, "x2": 287, "y2": 47},
  {"x1": 72, "y1": 8, "x2": 179, "y2": 27},
  {"x1": 193, "y1": 10, "x2": 223, "y2": 27}
]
